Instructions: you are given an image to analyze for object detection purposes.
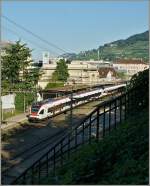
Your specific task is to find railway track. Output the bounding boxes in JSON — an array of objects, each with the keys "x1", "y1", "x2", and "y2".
[
  {"x1": 2, "y1": 97, "x2": 108, "y2": 179},
  {"x1": 2, "y1": 92, "x2": 122, "y2": 183},
  {"x1": 2, "y1": 128, "x2": 67, "y2": 173}
]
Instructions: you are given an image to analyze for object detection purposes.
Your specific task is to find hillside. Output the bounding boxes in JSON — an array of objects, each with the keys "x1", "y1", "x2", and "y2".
[
  {"x1": 59, "y1": 53, "x2": 77, "y2": 60},
  {"x1": 62, "y1": 31, "x2": 149, "y2": 62},
  {"x1": 42, "y1": 108, "x2": 149, "y2": 185}
]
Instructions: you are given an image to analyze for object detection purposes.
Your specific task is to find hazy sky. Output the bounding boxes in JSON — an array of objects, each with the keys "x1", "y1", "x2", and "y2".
[{"x1": 2, "y1": 0, "x2": 149, "y2": 60}]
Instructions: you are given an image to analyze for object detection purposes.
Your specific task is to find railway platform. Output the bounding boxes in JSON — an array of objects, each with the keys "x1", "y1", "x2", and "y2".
[{"x1": 1, "y1": 113, "x2": 27, "y2": 130}]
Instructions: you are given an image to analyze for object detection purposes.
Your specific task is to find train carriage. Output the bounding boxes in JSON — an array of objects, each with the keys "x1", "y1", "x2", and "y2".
[{"x1": 28, "y1": 84, "x2": 126, "y2": 122}]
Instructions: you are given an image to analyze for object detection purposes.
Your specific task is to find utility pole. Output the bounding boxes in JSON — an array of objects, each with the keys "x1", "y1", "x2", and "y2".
[
  {"x1": 23, "y1": 92, "x2": 26, "y2": 113},
  {"x1": 98, "y1": 49, "x2": 100, "y2": 61},
  {"x1": 70, "y1": 87, "x2": 73, "y2": 129},
  {"x1": 1, "y1": 98, "x2": 3, "y2": 121}
]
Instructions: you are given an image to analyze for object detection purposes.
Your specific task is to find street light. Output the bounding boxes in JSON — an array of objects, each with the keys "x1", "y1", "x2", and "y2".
[
  {"x1": 70, "y1": 85, "x2": 74, "y2": 129},
  {"x1": 69, "y1": 86, "x2": 78, "y2": 130}
]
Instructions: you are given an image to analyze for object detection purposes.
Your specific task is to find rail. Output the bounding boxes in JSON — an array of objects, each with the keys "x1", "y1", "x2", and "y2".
[{"x1": 3, "y1": 88, "x2": 140, "y2": 185}]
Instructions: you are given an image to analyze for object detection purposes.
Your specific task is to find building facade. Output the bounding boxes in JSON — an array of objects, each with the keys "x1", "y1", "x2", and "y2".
[
  {"x1": 113, "y1": 59, "x2": 149, "y2": 77},
  {"x1": 0, "y1": 41, "x2": 13, "y2": 56},
  {"x1": 42, "y1": 52, "x2": 50, "y2": 64},
  {"x1": 38, "y1": 60, "x2": 115, "y2": 89},
  {"x1": 98, "y1": 67, "x2": 117, "y2": 82}
]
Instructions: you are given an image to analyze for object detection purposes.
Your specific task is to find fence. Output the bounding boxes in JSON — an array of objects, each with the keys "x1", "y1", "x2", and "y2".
[{"x1": 5, "y1": 88, "x2": 140, "y2": 185}]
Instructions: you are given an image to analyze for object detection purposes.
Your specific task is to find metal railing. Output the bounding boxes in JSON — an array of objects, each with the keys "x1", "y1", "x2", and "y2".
[{"x1": 5, "y1": 88, "x2": 139, "y2": 185}]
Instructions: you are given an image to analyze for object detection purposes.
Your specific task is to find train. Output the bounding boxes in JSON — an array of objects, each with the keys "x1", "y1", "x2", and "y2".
[{"x1": 28, "y1": 84, "x2": 126, "y2": 122}]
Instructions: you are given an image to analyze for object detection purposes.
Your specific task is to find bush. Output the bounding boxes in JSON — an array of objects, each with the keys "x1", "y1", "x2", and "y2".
[
  {"x1": 15, "y1": 92, "x2": 35, "y2": 111},
  {"x1": 42, "y1": 70, "x2": 149, "y2": 185},
  {"x1": 128, "y1": 69, "x2": 149, "y2": 109},
  {"x1": 128, "y1": 69, "x2": 149, "y2": 90},
  {"x1": 43, "y1": 109, "x2": 149, "y2": 185}
]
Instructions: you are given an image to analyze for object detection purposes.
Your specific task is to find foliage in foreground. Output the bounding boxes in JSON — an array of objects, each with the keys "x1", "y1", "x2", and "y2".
[
  {"x1": 42, "y1": 69, "x2": 149, "y2": 185},
  {"x1": 43, "y1": 109, "x2": 149, "y2": 185},
  {"x1": 128, "y1": 69, "x2": 149, "y2": 108}
]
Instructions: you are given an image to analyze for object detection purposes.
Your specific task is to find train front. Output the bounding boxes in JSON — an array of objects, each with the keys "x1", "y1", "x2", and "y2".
[{"x1": 28, "y1": 102, "x2": 42, "y2": 122}]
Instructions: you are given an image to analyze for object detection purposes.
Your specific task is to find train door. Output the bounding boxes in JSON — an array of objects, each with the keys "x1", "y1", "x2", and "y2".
[
  {"x1": 38, "y1": 109, "x2": 46, "y2": 120},
  {"x1": 47, "y1": 107, "x2": 53, "y2": 117}
]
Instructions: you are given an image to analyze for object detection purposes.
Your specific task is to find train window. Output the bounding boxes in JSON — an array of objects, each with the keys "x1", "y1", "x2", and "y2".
[
  {"x1": 39, "y1": 109, "x2": 44, "y2": 114},
  {"x1": 48, "y1": 108, "x2": 51, "y2": 113}
]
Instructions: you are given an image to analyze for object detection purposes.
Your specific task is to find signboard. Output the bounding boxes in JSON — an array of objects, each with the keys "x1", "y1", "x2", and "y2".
[{"x1": 1, "y1": 94, "x2": 16, "y2": 109}]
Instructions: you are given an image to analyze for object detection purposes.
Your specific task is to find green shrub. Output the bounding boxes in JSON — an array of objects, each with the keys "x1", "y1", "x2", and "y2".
[
  {"x1": 127, "y1": 69, "x2": 149, "y2": 108},
  {"x1": 15, "y1": 92, "x2": 35, "y2": 111},
  {"x1": 42, "y1": 70, "x2": 149, "y2": 185},
  {"x1": 43, "y1": 109, "x2": 148, "y2": 185}
]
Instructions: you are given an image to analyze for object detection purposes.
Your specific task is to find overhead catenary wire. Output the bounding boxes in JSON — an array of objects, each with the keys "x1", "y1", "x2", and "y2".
[
  {"x1": 2, "y1": 15, "x2": 68, "y2": 54},
  {"x1": 2, "y1": 26, "x2": 59, "y2": 57}
]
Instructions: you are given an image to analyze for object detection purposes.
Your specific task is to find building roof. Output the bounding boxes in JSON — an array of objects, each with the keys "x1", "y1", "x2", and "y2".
[
  {"x1": 0, "y1": 41, "x2": 12, "y2": 49},
  {"x1": 98, "y1": 67, "x2": 117, "y2": 78},
  {"x1": 114, "y1": 59, "x2": 147, "y2": 65}
]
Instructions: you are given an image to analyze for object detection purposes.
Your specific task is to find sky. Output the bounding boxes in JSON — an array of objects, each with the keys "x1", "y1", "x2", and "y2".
[{"x1": 1, "y1": 0, "x2": 149, "y2": 61}]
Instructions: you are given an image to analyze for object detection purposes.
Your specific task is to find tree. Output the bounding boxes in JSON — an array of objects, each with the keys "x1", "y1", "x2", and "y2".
[
  {"x1": 52, "y1": 59, "x2": 69, "y2": 82},
  {"x1": 2, "y1": 40, "x2": 32, "y2": 85},
  {"x1": 128, "y1": 69, "x2": 149, "y2": 109},
  {"x1": 24, "y1": 67, "x2": 43, "y2": 88},
  {"x1": 117, "y1": 71, "x2": 127, "y2": 80},
  {"x1": 1, "y1": 40, "x2": 41, "y2": 90},
  {"x1": 2, "y1": 41, "x2": 22, "y2": 85}
]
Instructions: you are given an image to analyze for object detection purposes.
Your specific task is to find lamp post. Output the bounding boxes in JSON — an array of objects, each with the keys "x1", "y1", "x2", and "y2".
[
  {"x1": 1, "y1": 98, "x2": 3, "y2": 121},
  {"x1": 23, "y1": 92, "x2": 26, "y2": 113},
  {"x1": 70, "y1": 86, "x2": 73, "y2": 129},
  {"x1": 98, "y1": 49, "x2": 100, "y2": 61}
]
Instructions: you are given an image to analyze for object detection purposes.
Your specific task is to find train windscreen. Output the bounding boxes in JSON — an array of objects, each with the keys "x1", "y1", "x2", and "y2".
[{"x1": 31, "y1": 107, "x2": 40, "y2": 113}]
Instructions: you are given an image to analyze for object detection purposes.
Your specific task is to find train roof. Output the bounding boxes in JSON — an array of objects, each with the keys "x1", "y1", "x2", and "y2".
[
  {"x1": 32, "y1": 97, "x2": 71, "y2": 108},
  {"x1": 73, "y1": 88, "x2": 103, "y2": 99},
  {"x1": 104, "y1": 84, "x2": 126, "y2": 91},
  {"x1": 32, "y1": 84, "x2": 126, "y2": 108},
  {"x1": 32, "y1": 99, "x2": 54, "y2": 107}
]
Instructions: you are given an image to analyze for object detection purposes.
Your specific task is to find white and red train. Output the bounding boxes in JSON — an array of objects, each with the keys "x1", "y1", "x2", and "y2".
[{"x1": 28, "y1": 84, "x2": 126, "y2": 122}]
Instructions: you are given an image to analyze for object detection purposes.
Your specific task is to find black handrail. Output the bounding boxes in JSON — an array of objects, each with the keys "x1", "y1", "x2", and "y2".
[{"x1": 4, "y1": 88, "x2": 141, "y2": 185}]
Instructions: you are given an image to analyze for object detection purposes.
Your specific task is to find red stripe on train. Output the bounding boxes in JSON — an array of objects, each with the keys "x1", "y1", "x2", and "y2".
[{"x1": 31, "y1": 112, "x2": 38, "y2": 116}]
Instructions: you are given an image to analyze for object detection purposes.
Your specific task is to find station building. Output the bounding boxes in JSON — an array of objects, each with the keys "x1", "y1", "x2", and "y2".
[{"x1": 38, "y1": 59, "x2": 117, "y2": 89}]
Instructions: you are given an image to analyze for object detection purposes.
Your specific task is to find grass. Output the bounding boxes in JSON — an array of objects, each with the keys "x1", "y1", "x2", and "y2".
[
  {"x1": 45, "y1": 82, "x2": 64, "y2": 89},
  {"x1": 2, "y1": 110, "x2": 23, "y2": 120},
  {"x1": 45, "y1": 82, "x2": 89, "y2": 91},
  {"x1": 15, "y1": 92, "x2": 35, "y2": 111},
  {"x1": 42, "y1": 108, "x2": 149, "y2": 185}
]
